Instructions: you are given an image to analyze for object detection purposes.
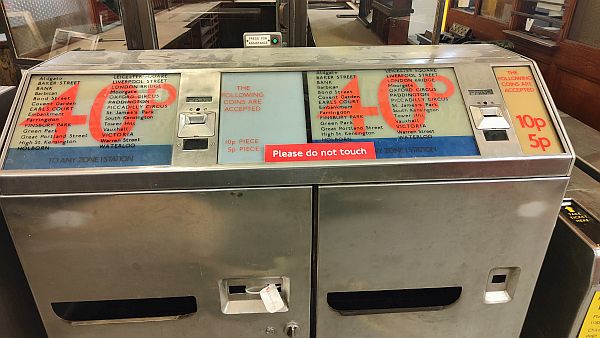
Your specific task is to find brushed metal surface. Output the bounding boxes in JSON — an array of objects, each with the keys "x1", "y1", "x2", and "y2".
[
  {"x1": 0, "y1": 86, "x2": 46, "y2": 338},
  {"x1": 522, "y1": 167, "x2": 600, "y2": 338},
  {"x1": 316, "y1": 178, "x2": 569, "y2": 338},
  {"x1": 521, "y1": 207, "x2": 597, "y2": 338},
  {"x1": 0, "y1": 45, "x2": 574, "y2": 195},
  {"x1": 34, "y1": 45, "x2": 527, "y2": 70},
  {"x1": 0, "y1": 45, "x2": 575, "y2": 338},
  {"x1": 520, "y1": 109, "x2": 600, "y2": 338},
  {"x1": 171, "y1": 70, "x2": 220, "y2": 167},
  {"x1": 2, "y1": 187, "x2": 312, "y2": 338}
]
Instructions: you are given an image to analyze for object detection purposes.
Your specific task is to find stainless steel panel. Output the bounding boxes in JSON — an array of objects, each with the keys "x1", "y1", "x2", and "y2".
[
  {"x1": 522, "y1": 167, "x2": 600, "y2": 338},
  {"x1": 2, "y1": 187, "x2": 312, "y2": 338},
  {"x1": 34, "y1": 45, "x2": 528, "y2": 70},
  {"x1": 316, "y1": 178, "x2": 568, "y2": 338},
  {"x1": 0, "y1": 156, "x2": 573, "y2": 195},
  {"x1": 0, "y1": 85, "x2": 45, "y2": 338},
  {"x1": 0, "y1": 45, "x2": 574, "y2": 338},
  {"x1": 0, "y1": 45, "x2": 574, "y2": 195},
  {"x1": 521, "y1": 111, "x2": 600, "y2": 338},
  {"x1": 521, "y1": 207, "x2": 597, "y2": 338},
  {"x1": 172, "y1": 70, "x2": 220, "y2": 167},
  {"x1": 455, "y1": 63, "x2": 522, "y2": 157}
]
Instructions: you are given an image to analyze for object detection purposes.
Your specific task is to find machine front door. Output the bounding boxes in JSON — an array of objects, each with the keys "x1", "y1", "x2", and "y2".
[
  {"x1": 316, "y1": 178, "x2": 568, "y2": 338},
  {"x1": 3, "y1": 187, "x2": 312, "y2": 338}
]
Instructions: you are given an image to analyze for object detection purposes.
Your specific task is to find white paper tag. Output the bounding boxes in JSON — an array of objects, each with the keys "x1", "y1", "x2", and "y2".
[
  {"x1": 525, "y1": 18, "x2": 534, "y2": 31},
  {"x1": 259, "y1": 284, "x2": 285, "y2": 313},
  {"x1": 458, "y1": 0, "x2": 470, "y2": 8}
]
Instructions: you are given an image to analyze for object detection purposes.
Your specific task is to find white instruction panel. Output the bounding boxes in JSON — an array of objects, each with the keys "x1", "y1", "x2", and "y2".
[
  {"x1": 4, "y1": 73, "x2": 180, "y2": 169},
  {"x1": 218, "y1": 72, "x2": 307, "y2": 164}
]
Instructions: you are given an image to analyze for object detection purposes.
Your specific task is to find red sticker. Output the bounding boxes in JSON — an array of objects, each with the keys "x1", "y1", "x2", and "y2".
[{"x1": 265, "y1": 142, "x2": 376, "y2": 162}]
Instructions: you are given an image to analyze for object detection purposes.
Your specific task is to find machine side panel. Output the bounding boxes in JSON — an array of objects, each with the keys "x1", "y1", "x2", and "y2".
[
  {"x1": 2, "y1": 187, "x2": 312, "y2": 338},
  {"x1": 520, "y1": 217, "x2": 595, "y2": 338},
  {"x1": 316, "y1": 178, "x2": 568, "y2": 338}
]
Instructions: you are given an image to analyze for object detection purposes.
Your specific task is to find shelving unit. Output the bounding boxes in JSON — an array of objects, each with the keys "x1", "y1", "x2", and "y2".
[{"x1": 198, "y1": 12, "x2": 219, "y2": 49}]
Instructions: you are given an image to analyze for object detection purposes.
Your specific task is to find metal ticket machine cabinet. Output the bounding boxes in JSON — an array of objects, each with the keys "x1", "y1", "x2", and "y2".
[
  {"x1": 522, "y1": 196, "x2": 600, "y2": 338},
  {"x1": 0, "y1": 46, "x2": 573, "y2": 338}
]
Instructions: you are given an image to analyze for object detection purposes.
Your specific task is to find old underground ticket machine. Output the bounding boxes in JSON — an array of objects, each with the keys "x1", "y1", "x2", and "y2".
[{"x1": 0, "y1": 45, "x2": 573, "y2": 338}]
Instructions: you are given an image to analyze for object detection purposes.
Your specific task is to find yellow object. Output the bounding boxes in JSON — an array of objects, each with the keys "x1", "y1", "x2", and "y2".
[
  {"x1": 494, "y1": 66, "x2": 563, "y2": 155},
  {"x1": 442, "y1": 0, "x2": 450, "y2": 32},
  {"x1": 579, "y1": 291, "x2": 600, "y2": 337}
]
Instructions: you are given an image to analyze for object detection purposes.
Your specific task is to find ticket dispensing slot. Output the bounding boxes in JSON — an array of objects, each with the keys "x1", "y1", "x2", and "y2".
[
  {"x1": 326, "y1": 287, "x2": 462, "y2": 316},
  {"x1": 219, "y1": 277, "x2": 290, "y2": 314},
  {"x1": 51, "y1": 296, "x2": 197, "y2": 325}
]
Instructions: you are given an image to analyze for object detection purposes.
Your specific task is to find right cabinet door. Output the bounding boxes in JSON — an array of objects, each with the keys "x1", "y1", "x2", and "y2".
[{"x1": 316, "y1": 178, "x2": 568, "y2": 338}]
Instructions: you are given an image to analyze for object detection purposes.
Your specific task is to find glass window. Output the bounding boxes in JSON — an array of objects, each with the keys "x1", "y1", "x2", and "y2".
[
  {"x1": 2, "y1": 0, "x2": 124, "y2": 61},
  {"x1": 453, "y1": 0, "x2": 476, "y2": 13},
  {"x1": 152, "y1": 0, "x2": 273, "y2": 49},
  {"x1": 568, "y1": 0, "x2": 600, "y2": 48},
  {"x1": 480, "y1": 0, "x2": 514, "y2": 22},
  {"x1": 528, "y1": 0, "x2": 564, "y2": 33}
]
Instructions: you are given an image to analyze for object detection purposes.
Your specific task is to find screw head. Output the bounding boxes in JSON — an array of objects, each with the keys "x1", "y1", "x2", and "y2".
[{"x1": 265, "y1": 326, "x2": 276, "y2": 335}]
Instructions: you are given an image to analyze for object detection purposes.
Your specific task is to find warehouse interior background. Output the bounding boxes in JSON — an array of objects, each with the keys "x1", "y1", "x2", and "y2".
[
  {"x1": 0, "y1": 1, "x2": 599, "y2": 338},
  {"x1": 0, "y1": 0, "x2": 598, "y2": 133}
]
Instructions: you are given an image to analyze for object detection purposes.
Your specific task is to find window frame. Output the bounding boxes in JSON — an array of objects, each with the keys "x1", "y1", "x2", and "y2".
[{"x1": 448, "y1": 0, "x2": 598, "y2": 49}]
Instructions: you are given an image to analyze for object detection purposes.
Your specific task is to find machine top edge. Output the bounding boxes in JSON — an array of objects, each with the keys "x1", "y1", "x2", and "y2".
[{"x1": 38, "y1": 45, "x2": 526, "y2": 70}]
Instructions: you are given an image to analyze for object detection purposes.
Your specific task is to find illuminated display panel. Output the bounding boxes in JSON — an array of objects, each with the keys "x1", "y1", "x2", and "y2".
[
  {"x1": 307, "y1": 68, "x2": 479, "y2": 159},
  {"x1": 218, "y1": 72, "x2": 307, "y2": 164},
  {"x1": 494, "y1": 66, "x2": 563, "y2": 155},
  {"x1": 4, "y1": 73, "x2": 180, "y2": 169}
]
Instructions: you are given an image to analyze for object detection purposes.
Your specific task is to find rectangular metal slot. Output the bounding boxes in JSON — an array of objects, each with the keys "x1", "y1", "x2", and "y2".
[
  {"x1": 51, "y1": 296, "x2": 197, "y2": 324},
  {"x1": 484, "y1": 267, "x2": 520, "y2": 304},
  {"x1": 228, "y1": 284, "x2": 282, "y2": 295},
  {"x1": 182, "y1": 138, "x2": 209, "y2": 150},
  {"x1": 219, "y1": 277, "x2": 290, "y2": 314},
  {"x1": 327, "y1": 287, "x2": 462, "y2": 315},
  {"x1": 491, "y1": 274, "x2": 507, "y2": 284},
  {"x1": 484, "y1": 130, "x2": 509, "y2": 141}
]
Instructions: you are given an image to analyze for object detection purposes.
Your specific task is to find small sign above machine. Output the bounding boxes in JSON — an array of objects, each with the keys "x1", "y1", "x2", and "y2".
[{"x1": 243, "y1": 32, "x2": 282, "y2": 48}]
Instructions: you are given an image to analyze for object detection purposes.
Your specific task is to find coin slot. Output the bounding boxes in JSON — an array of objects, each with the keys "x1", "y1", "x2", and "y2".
[
  {"x1": 484, "y1": 130, "x2": 509, "y2": 141},
  {"x1": 182, "y1": 138, "x2": 208, "y2": 150},
  {"x1": 492, "y1": 274, "x2": 507, "y2": 284}
]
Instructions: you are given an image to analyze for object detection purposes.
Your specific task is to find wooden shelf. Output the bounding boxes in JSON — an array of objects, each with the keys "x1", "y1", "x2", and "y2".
[
  {"x1": 503, "y1": 30, "x2": 558, "y2": 50},
  {"x1": 511, "y1": 10, "x2": 564, "y2": 26}
]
